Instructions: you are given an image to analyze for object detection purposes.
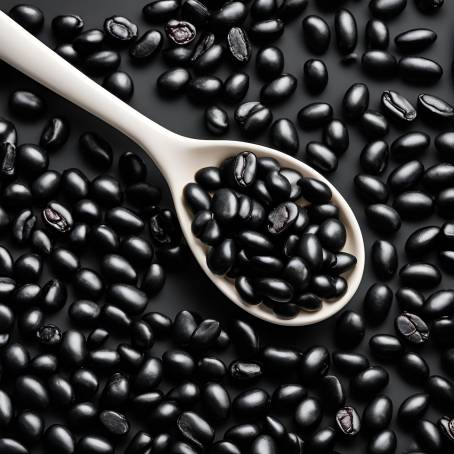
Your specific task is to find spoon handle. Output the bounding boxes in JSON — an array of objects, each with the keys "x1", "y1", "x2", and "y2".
[{"x1": 0, "y1": 10, "x2": 181, "y2": 170}]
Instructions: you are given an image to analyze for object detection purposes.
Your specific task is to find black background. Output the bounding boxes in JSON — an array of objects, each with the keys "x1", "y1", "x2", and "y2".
[{"x1": 0, "y1": 0, "x2": 453, "y2": 452}]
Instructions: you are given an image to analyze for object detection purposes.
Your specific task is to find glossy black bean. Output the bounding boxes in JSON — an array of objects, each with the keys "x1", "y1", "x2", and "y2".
[
  {"x1": 399, "y1": 56, "x2": 443, "y2": 84},
  {"x1": 84, "y1": 50, "x2": 121, "y2": 75},
  {"x1": 206, "y1": 239, "x2": 236, "y2": 275},
  {"x1": 255, "y1": 47, "x2": 283, "y2": 81},
  {"x1": 369, "y1": 0, "x2": 407, "y2": 17},
  {"x1": 334, "y1": 310, "x2": 365, "y2": 348},
  {"x1": 381, "y1": 90, "x2": 416, "y2": 124},
  {"x1": 176, "y1": 412, "x2": 214, "y2": 449},
  {"x1": 360, "y1": 141, "x2": 389, "y2": 175},
  {"x1": 333, "y1": 352, "x2": 369, "y2": 376},
  {"x1": 335, "y1": 9, "x2": 357, "y2": 54},
  {"x1": 47, "y1": 374, "x2": 74, "y2": 409},
  {"x1": 351, "y1": 366, "x2": 389, "y2": 399},
  {"x1": 365, "y1": 204, "x2": 401, "y2": 233},
  {"x1": 426, "y1": 375, "x2": 454, "y2": 410},
  {"x1": 249, "y1": 19, "x2": 284, "y2": 43},
  {"x1": 10, "y1": 4, "x2": 44, "y2": 34},
  {"x1": 188, "y1": 76, "x2": 223, "y2": 104},
  {"x1": 388, "y1": 160, "x2": 424, "y2": 195},
  {"x1": 261, "y1": 74, "x2": 297, "y2": 105},
  {"x1": 343, "y1": 83, "x2": 369, "y2": 121},
  {"x1": 157, "y1": 68, "x2": 191, "y2": 96},
  {"x1": 202, "y1": 382, "x2": 230, "y2": 421},
  {"x1": 405, "y1": 226, "x2": 440, "y2": 258},
  {"x1": 306, "y1": 142, "x2": 337, "y2": 173},
  {"x1": 129, "y1": 30, "x2": 162, "y2": 63},
  {"x1": 251, "y1": 0, "x2": 277, "y2": 20},
  {"x1": 416, "y1": 419, "x2": 443, "y2": 453},
  {"x1": 31, "y1": 170, "x2": 61, "y2": 201},
  {"x1": 297, "y1": 102, "x2": 333, "y2": 130},
  {"x1": 271, "y1": 120, "x2": 298, "y2": 155},
  {"x1": 103, "y1": 71, "x2": 134, "y2": 101},
  {"x1": 52, "y1": 14, "x2": 84, "y2": 40},
  {"x1": 323, "y1": 120, "x2": 349, "y2": 156},
  {"x1": 362, "y1": 51, "x2": 397, "y2": 78},
  {"x1": 396, "y1": 287, "x2": 424, "y2": 313},
  {"x1": 367, "y1": 430, "x2": 396, "y2": 454},
  {"x1": 294, "y1": 397, "x2": 322, "y2": 432},
  {"x1": 418, "y1": 93, "x2": 454, "y2": 125},
  {"x1": 359, "y1": 110, "x2": 389, "y2": 139},
  {"x1": 61, "y1": 168, "x2": 89, "y2": 201},
  {"x1": 299, "y1": 346, "x2": 329, "y2": 385},
  {"x1": 397, "y1": 393, "x2": 429, "y2": 427},
  {"x1": 371, "y1": 240, "x2": 397, "y2": 280},
  {"x1": 234, "y1": 101, "x2": 273, "y2": 136},
  {"x1": 437, "y1": 187, "x2": 454, "y2": 218},
  {"x1": 79, "y1": 132, "x2": 112, "y2": 170},
  {"x1": 320, "y1": 375, "x2": 345, "y2": 412},
  {"x1": 222, "y1": 74, "x2": 249, "y2": 105},
  {"x1": 370, "y1": 334, "x2": 404, "y2": 361},
  {"x1": 277, "y1": 0, "x2": 307, "y2": 21},
  {"x1": 423, "y1": 164, "x2": 454, "y2": 193},
  {"x1": 55, "y1": 43, "x2": 81, "y2": 65},
  {"x1": 424, "y1": 290, "x2": 454, "y2": 319},
  {"x1": 355, "y1": 174, "x2": 388, "y2": 204},
  {"x1": 302, "y1": 15, "x2": 330, "y2": 54},
  {"x1": 416, "y1": 0, "x2": 444, "y2": 13},
  {"x1": 16, "y1": 144, "x2": 48, "y2": 178},
  {"x1": 395, "y1": 28, "x2": 437, "y2": 53},
  {"x1": 72, "y1": 28, "x2": 104, "y2": 54},
  {"x1": 366, "y1": 19, "x2": 389, "y2": 49},
  {"x1": 40, "y1": 117, "x2": 69, "y2": 151},
  {"x1": 400, "y1": 262, "x2": 441, "y2": 289},
  {"x1": 203, "y1": 106, "x2": 228, "y2": 135},
  {"x1": 303, "y1": 59, "x2": 328, "y2": 94},
  {"x1": 363, "y1": 395, "x2": 393, "y2": 433},
  {"x1": 77, "y1": 435, "x2": 113, "y2": 454}
]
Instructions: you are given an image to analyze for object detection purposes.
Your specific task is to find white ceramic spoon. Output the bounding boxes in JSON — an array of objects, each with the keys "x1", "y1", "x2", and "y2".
[{"x1": 0, "y1": 10, "x2": 365, "y2": 326}]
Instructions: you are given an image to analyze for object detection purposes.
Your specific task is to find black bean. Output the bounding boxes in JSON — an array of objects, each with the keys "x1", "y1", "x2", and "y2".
[
  {"x1": 73, "y1": 29, "x2": 105, "y2": 54},
  {"x1": 14, "y1": 410, "x2": 44, "y2": 445},
  {"x1": 52, "y1": 14, "x2": 84, "y2": 40},
  {"x1": 106, "y1": 207, "x2": 144, "y2": 235},
  {"x1": 107, "y1": 284, "x2": 148, "y2": 315},
  {"x1": 395, "y1": 28, "x2": 437, "y2": 54},
  {"x1": 323, "y1": 120, "x2": 349, "y2": 155},
  {"x1": 177, "y1": 412, "x2": 214, "y2": 449},
  {"x1": 343, "y1": 83, "x2": 369, "y2": 121},
  {"x1": 370, "y1": 334, "x2": 404, "y2": 362},
  {"x1": 355, "y1": 174, "x2": 389, "y2": 203},
  {"x1": 14, "y1": 253, "x2": 42, "y2": 283},
  {"x1": 223, "y1": 73, "x2": 249, "y2": 104},
  {"x1": 77, "y1": 436, "x2": 113, "y2": 454},
  {"x1": 55, "y1": 43, "x2": 81, "y2": 65},
  {"x1": 405, "y1": 226, "x2": 440, "y2": 258},
  {"x1": 359, "y1": 110, "x2": 389, "y2": 139},
  {"x1": 396, "y1": 287, "x2": 424, "y2": 313},
  {"x1": 249, "y1": 19, "x2": 284, "y2": 43},
  {"x1": 424, "y1": 290, "x2": 454, "y2": 319},
  {"x1": 205, "y1": 106, "x2": 229, "y2": 136},
  {"x1": 416, "y1": 419, "x2": 443, "y2": 453},
  {"x1": 302, "y1": 15, "x2": 330, "y2": 54},
  {"x1": 303, "y1": 59, "x2": 328, "y2": 94},
  {"x1": 398, "y1": 393, "x2": 429, "y2": 427},
  {"x1": 335, "y1": 310, "x2": 365, "y2": 348},
  {"x1": 369, "y1": 0, "x2": 407, "y2": 18},
  {"x1": 418, "y1": 93, "x2": 454, "y2": 125},
  {"x1": 188, "y1": 76, "x2": 223, "y2": 104},
  {"x1": 333, "y1": 352, "x2": 369, "y2": 376},
  {"x1": 202, "y1": 382, "x2": 230, "y2": 421},
  {"x1": 234, "y1": 101, "x2": 273, "y2": 136},
  {"x1": 371, "y1": 240, "x2": 397, "y2": 279},
  {"x1": 211, "y1": 1, "x2": 247, "y2": 30},
  {"x1": 103, "y1": 72, "x2": 134, "y2": 101},
  {"x1": 381, "y1": 90, "x2": 416, "y2": 124},
  {"x1": 297, "y1": 102, "x2": 333, "y2": 130},
  {"x1": 12, "y1": 210, "x2": 36, "y2": 245},
  {"x1": 400, "y1": 262, "x2": 441, "y2": 289},
  {"x1": 84, "y1": 50, "x2": 121, "y2": 75},
  {"x1": 399, "y1": 56, "x2": 443, "y2": 84},
  {"x1": 9, "y1": 4, "x2": 44, "y2": 34},
  {"x1": 351, "y1": 366, "x2": 389, "y2": 399},
  {"x1": 320, "y1": 375, "x2": 345, "y2": 411},
  {"x1": 255, "y1": 47, "x2": 284, "y2": 80},
  {"x1": 365, "y1": 204, "x2": 401, "y2": 233},
  {"x1": 335, "y1": 9, "x2": 357, "y2": 54},
  {"x1": 388, "y1": 160, "x2": 424, "y2": 194},
  {"x1": 366, "y1": 19, "x2": 389, "y2": 49},
  {"x1": 306, "y1": 142, "x2": 337, "y2": 173},
  {"x1": 233, "y1": 388, "x2": 269, "y2": 419},
  {"x1": 207, "y1": 239, "x2": 236, "y2": 274},
  {"x1": 143, "y1": 0, "x2": 179, "y2": 22},
  {"x1": 437, "y1": 188, "x2": 454, "y2": 218},
  {"x1": 104, "y1": 16, "x2": 138, "y2": 43},
  {"x1": 294, "y1": 397, "x2": 322, "y2": 432},
  {"x1": 129, "y1": 30, "x2": 162, "y2": 62},
  {"x1": 361, "y1": 51, "x2": 397, "y2": 78},
  {"x1": 16, "y1": 144, "x2": 48, "y2": 178},
  {"x1": 362, "y1": 395, "x2": 393, "y2": 433},
  {"x1": 415, "y1": 0, "x2": 444, "y2": 13},
  {"x1": 367, "y1": 430, "x2": 396, "y2": 454},
  {"x1": 260, "y1": 74, "x2": 297, "y2": 105},
  {"x1": 278, "y1": 0, "x2": 307, "y2": 21},
  {"x1": 193, "y1": 43, "x2": 224, "y2": 73},
  {"x1": 79, "y1": 132, "x2": 112, "y2": 170}
]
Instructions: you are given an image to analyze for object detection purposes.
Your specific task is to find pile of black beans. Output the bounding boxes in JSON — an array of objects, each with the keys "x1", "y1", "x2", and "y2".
[
  {"x1": 5, "y1": 0, "x2": 454, "y2": 453},
  {"x1": 184, "y1": 151, "x2": 357, "y2": 317}
]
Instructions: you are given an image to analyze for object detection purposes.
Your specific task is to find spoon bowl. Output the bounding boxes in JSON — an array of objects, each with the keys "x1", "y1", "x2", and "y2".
[{"x1": 0, "y1": 11, "x2": 365, "y2": 326}]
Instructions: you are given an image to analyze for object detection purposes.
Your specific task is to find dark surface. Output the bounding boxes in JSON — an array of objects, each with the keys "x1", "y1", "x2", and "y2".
[{"x1": 0, "y1": 0, "x2": 453, "y2": 452}]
